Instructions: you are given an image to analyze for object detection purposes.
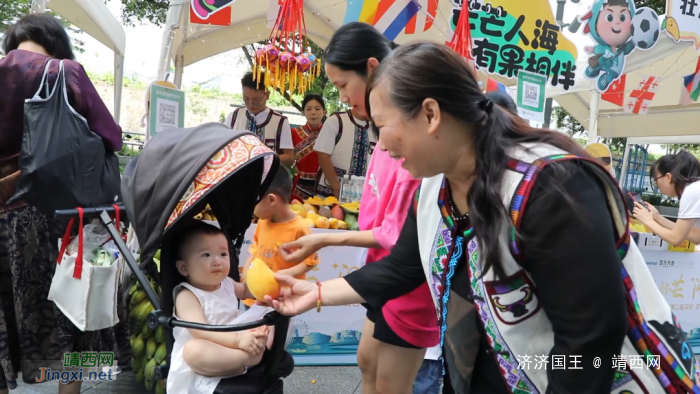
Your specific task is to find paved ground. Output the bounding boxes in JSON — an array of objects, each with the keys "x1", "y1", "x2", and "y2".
[{"x1": 10, "y1": 366, "x2": 363, "y2": 394}]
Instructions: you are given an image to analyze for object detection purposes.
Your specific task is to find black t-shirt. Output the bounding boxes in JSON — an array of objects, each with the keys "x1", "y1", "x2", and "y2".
[{"x1": 345, "y1": 161, "x2": 628, "y2": 394}]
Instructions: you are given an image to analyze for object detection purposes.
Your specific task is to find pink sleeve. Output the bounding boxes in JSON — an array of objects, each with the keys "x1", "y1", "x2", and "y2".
[{"x1": 372, "y1": 179, "x2": 420, "y2": 251}]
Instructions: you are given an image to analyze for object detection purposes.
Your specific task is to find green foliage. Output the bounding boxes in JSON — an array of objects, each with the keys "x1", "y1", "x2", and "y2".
[
  {"x1": 634, "y1": 0, "x2": 666, "y2": 14},
  {"x1": 117, "y1": 0, "x2": 169, "y2": 27}
]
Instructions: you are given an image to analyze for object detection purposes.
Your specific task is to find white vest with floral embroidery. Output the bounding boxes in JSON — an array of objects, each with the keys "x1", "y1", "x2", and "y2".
[{"x1": 416, "y1": 143, "x2": 700, "y2": 394}]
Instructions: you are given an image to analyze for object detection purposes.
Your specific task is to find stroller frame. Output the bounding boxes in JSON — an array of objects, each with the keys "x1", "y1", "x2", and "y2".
[{"x1": 54, "y1": 204, "x2": 293, "y2": 394}]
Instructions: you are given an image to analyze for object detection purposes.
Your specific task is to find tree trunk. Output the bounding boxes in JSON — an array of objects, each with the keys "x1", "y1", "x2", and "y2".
[{"x1": 242, "y1": 45, "x2": 301, "y2": 112}]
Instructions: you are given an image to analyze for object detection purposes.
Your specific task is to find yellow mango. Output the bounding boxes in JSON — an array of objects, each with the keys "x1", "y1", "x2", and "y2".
[
  {"x1": 328, "y1": 218, "x2": 338, "y2": 229},
  {"x1": 246, "y1": 258, "x2": 281, "y2": 300},
  {"x1": 338, "y1": 220, "x2": 347, "y2": 230},
  {"x1": 304, "y1": 218, "x2": 316, "y2": 228}
]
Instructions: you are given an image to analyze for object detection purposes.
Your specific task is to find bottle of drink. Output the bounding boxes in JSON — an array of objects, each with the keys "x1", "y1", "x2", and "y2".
[
  {"x1": 356, "y1": 176, "x2": 365, "y2": 201},
  {"x1": 339, "y1": 175, "x2": 350, "y2": 203}
]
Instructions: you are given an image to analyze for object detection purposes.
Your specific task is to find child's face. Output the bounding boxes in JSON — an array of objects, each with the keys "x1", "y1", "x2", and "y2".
[
  {"x1": 596, "y1": 5, "x2": 632, "y2": 48},
  {"x1": 243, "y1": 87, "x2": 269, "y2": 114},
  {"x1": 176, "y1": 233, "x2": 230, "y2": 288},
  {"x1": 253, "y1": 193, "x2": 282, "y2": 220}
]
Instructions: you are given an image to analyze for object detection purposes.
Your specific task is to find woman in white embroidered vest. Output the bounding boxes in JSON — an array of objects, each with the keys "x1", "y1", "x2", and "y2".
[
  {"x1": 269, "y1": 42, "x2": 700, "y2": 394},
  {"x1": 312, "y1": 25, "x2": 380, "y2": 198},
  {"x1": 284, "y1": 23, "x2": 442, "y2": 394},
  {"x1": 633, "y1": 151, "x2": 700, "y2": 248},
  {"x1": 223, "y1": 71, "x2": 295, "y2": 166}
]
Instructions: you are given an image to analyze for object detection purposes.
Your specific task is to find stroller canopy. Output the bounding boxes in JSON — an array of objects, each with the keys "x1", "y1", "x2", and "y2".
[{"x1": 121, "y1": 123, "x2": 279, "y2": 262}]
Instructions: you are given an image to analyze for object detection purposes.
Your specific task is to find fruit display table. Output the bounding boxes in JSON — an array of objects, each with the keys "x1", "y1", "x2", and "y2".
[
  {"x1": 238, "y1": 224, "x2": 368, "y2": 366},
  {"x1": 634, "y1": 232, "x2": 700, "y2": 352}
]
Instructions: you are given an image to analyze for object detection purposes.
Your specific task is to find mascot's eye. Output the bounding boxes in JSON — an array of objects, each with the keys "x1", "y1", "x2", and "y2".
[
  {"x1": 620, "y1": 14, "x2": 626, "y2": 22},
  {"x1": 607, "y1": 14, "x2": 614, "y2": 22}
]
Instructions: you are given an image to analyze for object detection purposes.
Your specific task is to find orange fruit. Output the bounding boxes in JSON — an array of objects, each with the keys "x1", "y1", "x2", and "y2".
[{"x1": 315, "y1": 217, "x2": 330, "y2": 229}]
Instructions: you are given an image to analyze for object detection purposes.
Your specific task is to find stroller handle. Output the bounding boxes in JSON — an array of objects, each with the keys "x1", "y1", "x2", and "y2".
[{"x1": 150, "y1": 310, "x2": 283, "y2": 332}]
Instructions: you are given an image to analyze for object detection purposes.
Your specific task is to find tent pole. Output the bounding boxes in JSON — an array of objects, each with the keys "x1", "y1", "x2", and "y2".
[
  {"x1": 157, "y1": 27, "x2": 176, "y2": 81},
  {"x1": 619, "y1": 141, "x2": 631, "y2": 189},
  {"x1": 31, "y1": 0, "x2": 46, "y2": 13},
  {"x1": 174, "y1": 55, "x2": 184, "y2": 89},
  {"x1": 114, "y1": 53, "x2": 124, "y2": 124},
  {"x1": 588, "y1": 91, "x2": 600, "y2": 143}
]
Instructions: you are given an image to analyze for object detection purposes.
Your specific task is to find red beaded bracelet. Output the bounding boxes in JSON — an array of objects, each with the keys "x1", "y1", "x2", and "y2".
[{"x1": 316, "y1": 281, "x2": 322, "y2": 313}]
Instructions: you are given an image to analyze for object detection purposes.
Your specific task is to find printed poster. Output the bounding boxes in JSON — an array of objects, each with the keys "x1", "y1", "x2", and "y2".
[
  {"x1": 148, "y1": 84, "x2": 185, "y2": 138},
  {"x1": 580, "y1": 0, "x2": 661, "y2": 92},
  {"x1": 663, "y1": 0, "x2": 700, "y2": 50},
  {"x1": 636, "y1": 233, "x2": 700, "y2": 352},
  {"x1": 238, "y1": 225, "x2": 368, "y2": 365},
  {"x1": 516, "y1": 70, "x2": 546, "y2": 123},
  {"x1": 449, "y1": 0, "x2": 578, "y2": 90}
]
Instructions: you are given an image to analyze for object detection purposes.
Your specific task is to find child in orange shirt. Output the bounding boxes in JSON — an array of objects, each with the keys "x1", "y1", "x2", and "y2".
[{"x1": 242, "y1": 167, "x2": 319, "y2": 306}]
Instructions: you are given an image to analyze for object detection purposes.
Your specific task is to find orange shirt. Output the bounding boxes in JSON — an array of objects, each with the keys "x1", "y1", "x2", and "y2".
[{"x1": 244, "y1": 216, "x2": 320, "y2": 306}]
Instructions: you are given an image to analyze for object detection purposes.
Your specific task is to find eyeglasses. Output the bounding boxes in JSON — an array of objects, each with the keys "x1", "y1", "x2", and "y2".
[
  {"x1": 650, "y1": 175, "x2": 664, "y2": 189},
  {"x1": 243, "y1": 97, "x2": 264, "y2": 105}
]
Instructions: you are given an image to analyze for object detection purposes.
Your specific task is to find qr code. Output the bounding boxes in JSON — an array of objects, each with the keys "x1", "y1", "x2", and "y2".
[
  {"x1": 522, "y1": 81, "x2": 539, "y2": 107},
  {"x1": 158, "y1": 102, "x2": 177, "y2": 126}
]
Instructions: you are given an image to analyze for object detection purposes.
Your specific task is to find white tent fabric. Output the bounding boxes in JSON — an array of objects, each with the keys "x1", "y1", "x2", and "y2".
[
  {"x1": 157, "y1": 0, "x2": 464, "y2": 81},
  {"x1": 41, "y1": 0, "x2": 126, "y2": 123},
  {"x1": 548, "y1": 33, "x2": 699, "y2": 139},
  {"x1": 627, "y1": 136, "x2": 700, "y2": 145}
]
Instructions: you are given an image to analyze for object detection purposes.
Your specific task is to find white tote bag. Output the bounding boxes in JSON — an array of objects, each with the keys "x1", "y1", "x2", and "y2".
[{"x1": 48, "y1": 208, "x2": 122, "y2": 331}]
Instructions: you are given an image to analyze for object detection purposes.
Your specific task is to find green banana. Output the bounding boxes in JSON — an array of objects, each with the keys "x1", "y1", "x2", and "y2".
[
  {"x1": 131, "y1": 354, "x2": 143, "y2": 371},
  {"x1": 128, "y1": 282, "x2": 139, "y2": 295},
  {"x1": 129, "y1": 334, "x2": 137, "y2": 349},
  {"x1": 141, "y1": 323, "x2": 153, "y2": 340},
  {"x1": 132, "y1": 300, "x2": 154, "y2": 322},
  {"x1": 134, "y1": 369, "x2": 144, "y2": 383},
  {"x1": 130, "y1": 290, "x2": 147, "y2": 306},
  {"x1": 147, "y1": 336, "x2": 157, "y2": 359},
  {"x1": 144, "y1": 358, "x2": 157, "y2": 383},
  {"x1": 154, "y1": 249, "x2": 161, "y2": 261},
  {"x1": 154, "y1": 342, "x2": 167, "y2": 364},
  {"x1": 155, "y1": 326, "x2": 164, "y2": 343},
  {"x1": 155, "y1": 381, "x2": 165, "y2": 394},
  {"x1": 132, "y1": 335, "x2": 145, "y2": 358}
]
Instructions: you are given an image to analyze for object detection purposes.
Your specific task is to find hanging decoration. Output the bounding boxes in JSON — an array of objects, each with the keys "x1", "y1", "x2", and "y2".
[
  {"x1": 253, "y1": 0, "x2": 322, "y2": 96},
  {"x1": 602, "y1": 74, "x2": 627, "y2": 107},
  {"x1": 446, "y1": 1, "x2": 476, "y2": 76},
  {"x1": 624, "y1": 75, "x2": 659, "y2": 115}
]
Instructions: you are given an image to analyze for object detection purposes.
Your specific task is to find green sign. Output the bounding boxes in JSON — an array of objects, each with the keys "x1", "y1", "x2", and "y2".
[
  {"x1": 516, "y1": 70, "x2": 546, "y2": 123},
  {"x1": 148, "y1": 84, "x2": 185, "y2": 138}
]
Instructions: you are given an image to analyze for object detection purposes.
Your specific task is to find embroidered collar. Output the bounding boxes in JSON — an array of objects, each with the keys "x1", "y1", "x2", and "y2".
[
  {"x1": 245, "y1": 107, "x2": 275, "y2": 129},
  {"x1": 346, "y1": 111, "x2": 369, "y2": 130},
  {"x1": 302, "y1": 122, "x2": 323, "y2": 134},
  {"x1": 438, "y1": 178, "x2": 474, "y2": 238}
]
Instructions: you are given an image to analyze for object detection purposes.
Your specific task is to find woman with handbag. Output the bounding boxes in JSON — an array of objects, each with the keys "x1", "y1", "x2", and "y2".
[{"x1": 0, "y1": 14, "x2": 122, "y2": 394}]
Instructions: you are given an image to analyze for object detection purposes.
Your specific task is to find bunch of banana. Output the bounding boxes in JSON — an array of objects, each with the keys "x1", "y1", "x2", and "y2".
[{"x1": 128, "y1": 270, "x2": 167, "y2": 393}]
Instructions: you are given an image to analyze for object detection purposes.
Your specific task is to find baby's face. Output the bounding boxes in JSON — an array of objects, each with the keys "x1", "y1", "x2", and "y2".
[{"x1": 178, "y1": 233, "x2": 231, "y2": 289}]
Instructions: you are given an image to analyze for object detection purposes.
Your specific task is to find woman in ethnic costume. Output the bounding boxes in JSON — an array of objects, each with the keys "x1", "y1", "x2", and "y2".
[
  {"x1": 290, "y1": 94, "x2": 326, "y2": 202},
  {"x1": 270, "y1": 42, "x2": 700, "y2": 394},
  {"x1": 0, "y1": 15, "x2": 123, "y2": 394},
  {"x1": 282, "y1": 23, "x2": 441, "y2": 394}
]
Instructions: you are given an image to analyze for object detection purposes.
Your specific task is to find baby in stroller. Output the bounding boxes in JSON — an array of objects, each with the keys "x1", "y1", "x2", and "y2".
[{"x1": 167, "y1": 221, "x2": 274, "y2": 393}]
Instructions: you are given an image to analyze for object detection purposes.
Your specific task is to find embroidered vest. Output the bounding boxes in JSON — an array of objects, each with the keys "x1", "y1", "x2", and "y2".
[
  {"x1": 228, "y1": 108, "x2": 286, "y2": 152},
  {"x1": 316, "y1": 111, "x2": 376, "y2": 196},
  {"x1": 416, "y1": 143, "x2": 700, "y2": 393}
]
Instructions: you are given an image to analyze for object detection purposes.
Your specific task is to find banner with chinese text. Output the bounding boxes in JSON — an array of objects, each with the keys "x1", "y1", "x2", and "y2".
[
  {"x1": 663, "y1": 0, "x2": 700, "y2": 50},
  {"x1": 238, "y1": 225, "x2": 367, "y2": 365},
  {"x1": 449, "y1": 0, "x2": 579, "y2": 90}
]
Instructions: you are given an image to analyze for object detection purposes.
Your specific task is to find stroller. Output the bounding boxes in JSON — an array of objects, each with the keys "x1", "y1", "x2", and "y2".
[{"x1": 57, "y1": 123, "x2": 294, "y2": 393}]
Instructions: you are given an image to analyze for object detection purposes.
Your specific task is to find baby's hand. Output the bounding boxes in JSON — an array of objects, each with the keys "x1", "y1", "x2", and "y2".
[
  {"x1": 238, "y1": 331, "x2": 264, "y2": 356},
  {"x1": 254, "y1": 325, "x2": 270, "y2": 339}
]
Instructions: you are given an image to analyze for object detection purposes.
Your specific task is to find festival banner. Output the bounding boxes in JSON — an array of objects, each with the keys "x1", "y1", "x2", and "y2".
[
  {"x1": 238, "y1": 225, "x2": 367, "y2": 365},
  {"x1": 516, "y1": 70, "x2": 546, "y2": 123},
  {"x1": 662, "y1": 0, "x2": 700, "y2": 50},
  {"x1": 448, "y1": 0, "x2": 578, "y2": 90},
  {"x1": 580, "y1": 0, "x2": 661, "y2": 92}
]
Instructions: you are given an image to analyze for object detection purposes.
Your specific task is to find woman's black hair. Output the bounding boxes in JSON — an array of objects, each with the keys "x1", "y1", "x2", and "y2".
[
  {"x1": 325, "y1": 22, "x2": 392, "y2": 76},
  {"x1": 651, "y1": 151, "x2": 700, "y2": 197},
  {"x1": 486, "y1": 90, "x2": 517, "y2": 114},
  {"x1": 2, "y1": 14, "x2": 75, "y2": 60},
  {"x1": 302, "y1": 94, "x2": 326, "y2": 110},
  {"x1": 367, "y1": 42, "x2": 588, "y2": 279}
]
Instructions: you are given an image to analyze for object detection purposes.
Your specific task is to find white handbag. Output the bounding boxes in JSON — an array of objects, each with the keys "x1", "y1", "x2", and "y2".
[{"x1": 48, "y1": 207, "x2": 122, "y2": 331}]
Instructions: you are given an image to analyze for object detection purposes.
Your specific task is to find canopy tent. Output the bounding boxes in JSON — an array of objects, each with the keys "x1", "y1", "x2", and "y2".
[
  {"x1": 33, "y1": 0, "x2": 126, "y2": 123},
  {"x1": 547, "y1": 33, "x2": 699, "y2": 140},
  {"x1": 156, "y1": 0, "x2": 483, "y2": 86}
]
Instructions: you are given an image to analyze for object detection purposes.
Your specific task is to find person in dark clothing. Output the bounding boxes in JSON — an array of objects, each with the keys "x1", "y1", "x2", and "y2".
[
  {"x1": 485, "y1": 90, "x2": 517, "y2": 113},
  {"x1": 265, "y1": 42, "x2": 674, "y2": 393}
]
